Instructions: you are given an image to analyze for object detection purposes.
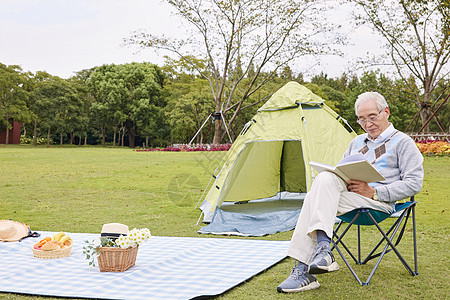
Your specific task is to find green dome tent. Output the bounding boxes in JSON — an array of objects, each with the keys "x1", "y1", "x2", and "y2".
[{"x1": 198, "y1": 82, "x2": 357, "y2": 236}]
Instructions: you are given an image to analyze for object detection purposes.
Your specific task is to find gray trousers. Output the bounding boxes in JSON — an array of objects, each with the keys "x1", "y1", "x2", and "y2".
[{"x1": 287, "y1": 171, "x2": 393, "y2": 264}]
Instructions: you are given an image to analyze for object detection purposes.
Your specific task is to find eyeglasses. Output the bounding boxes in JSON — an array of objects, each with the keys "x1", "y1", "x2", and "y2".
[{"x1": 357, "y1": 110, "x2": 384, "y2": 125}]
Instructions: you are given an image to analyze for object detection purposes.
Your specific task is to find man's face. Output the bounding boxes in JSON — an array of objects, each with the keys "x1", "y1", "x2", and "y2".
[{"x1": 357, "y1": 99, "x2": 390, "y2": 140}]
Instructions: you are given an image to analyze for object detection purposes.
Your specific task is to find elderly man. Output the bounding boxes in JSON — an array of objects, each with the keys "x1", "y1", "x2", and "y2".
[{"x1": 277, "y1": 92, "x2": 424, "y2": 293}]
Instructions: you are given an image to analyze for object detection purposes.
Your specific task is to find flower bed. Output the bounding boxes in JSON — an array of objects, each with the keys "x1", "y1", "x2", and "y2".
[
  {"x1": 136, "y1": 141, "x2": 449, "y2": 155},
  {"x1": 415, "y1": 140, "x2": 450, "y2": 156},
  {"x1": 135, "y1": 144, "x2": 232, "y2": 152}
]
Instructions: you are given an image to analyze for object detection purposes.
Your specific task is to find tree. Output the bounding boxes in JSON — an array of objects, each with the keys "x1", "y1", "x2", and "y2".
[
  {"x1": 126, "y1": 0, "x2": 344, "y2": 144},
  {"x1": 28, "y1": 71, "x2": 54, "y2": 146},
  {"x1": 70, "y1": 69, "x2": 95, "y2": 145},
  {"x1": 348, "y1": 71, "x2": 418, "y2": 132},
  {"x1": 88, "y1": 65, "x2": 120, "y2": 146},
  {"x1": 88, "y1": 63, "x2": 165, "y2": 148},
  {"x1": 0, "y1": 63, "x2": 30, "y2": 144},
  {"x1": 30, "y1": 74, "x2": 84, "y2": 146},
  {"x1": 165, "y1": 79, "x2": 215, "y2": 144},
  {"x1": 57, "y1": 79, "x2": 89, "y2": 146},
  {"x1": 354, "y1": 0, "x2": 450, "y2": 132},
  {"x1": 423, "y1": 77, "x2": 450, "y2": 133}
]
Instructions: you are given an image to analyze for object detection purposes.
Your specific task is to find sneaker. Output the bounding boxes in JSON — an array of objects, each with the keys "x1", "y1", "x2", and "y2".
[
  {"x1": 308, "y1": 246, "x2": 339, "y2": 274},
  {"x1": 277, "y1": 263, "x2": 320, "y2": 293}
]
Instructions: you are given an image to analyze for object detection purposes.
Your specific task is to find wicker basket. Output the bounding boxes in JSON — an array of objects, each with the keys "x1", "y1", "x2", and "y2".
[
  {"x1": 32, "y1": 242, "x2": 73, "y2": 259},
  {"x1": 97, "y1": 245, "x2": 138, "y2": 272}
]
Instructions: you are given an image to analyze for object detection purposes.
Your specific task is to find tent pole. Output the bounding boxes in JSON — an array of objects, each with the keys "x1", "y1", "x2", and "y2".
[
  {"x1": 195, "y1": 152, "x2": 228, "y2": 209},
  {"x1": 196, "y1": 211, "x2": 204, "y2": 225},
  {"x1": 195, "y1": 175, "x2": 214, "y2": 209},
  {"x1": 341, "y1": 117, "x2": 356, "y2": 133}
]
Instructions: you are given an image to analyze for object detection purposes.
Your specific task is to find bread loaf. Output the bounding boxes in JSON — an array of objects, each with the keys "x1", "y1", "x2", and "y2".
[{"x1": 41, "y1": 240, "x2": 61, "y2": 251}]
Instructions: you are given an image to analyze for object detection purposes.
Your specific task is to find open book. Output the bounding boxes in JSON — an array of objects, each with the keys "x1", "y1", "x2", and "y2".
[{"x1": 309, "y1": 153, "x2": 385, "y2": 183}]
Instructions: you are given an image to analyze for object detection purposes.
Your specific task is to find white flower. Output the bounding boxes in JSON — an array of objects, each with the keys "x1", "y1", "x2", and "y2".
[
  {"x1": 114, "y1": 228, "x2": 151, "y2": 249},
  {"x1": 116, "y1": 234, "x2": 132, "y2": 249},
  {"x1": 93, "y1": 238, "x2": 101, "y2": 248},
  {"x1": 129, "y1": 228, "x2": 138, "y2": 238},
  {"x1": 141, "y1": 228, "x2": 151, "y2": 240}
]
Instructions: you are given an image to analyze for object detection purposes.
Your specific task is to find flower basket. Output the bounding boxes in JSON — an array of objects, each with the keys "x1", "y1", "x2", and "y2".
[
  {"x1": 97, "y1": 245, "x2": 138, "y2": 272},
  {"x1": 83, "y1": 227, "x2": 150, "y2": 271}
]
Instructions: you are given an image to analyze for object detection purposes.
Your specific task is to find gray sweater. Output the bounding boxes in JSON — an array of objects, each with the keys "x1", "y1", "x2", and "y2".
[{"x1": 344, "y1": 125, "x2": 424, "y2": 205}]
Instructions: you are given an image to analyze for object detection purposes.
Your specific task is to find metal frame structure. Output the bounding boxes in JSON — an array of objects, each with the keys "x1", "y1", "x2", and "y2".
[
  {"x1": 332, "y1": 197, "x2": 418, "y2": 285},
  {"x1": 405, "y1": 94, "x2": 449, "y2": 135},
  {"x1": 188, "y1": 112, "x2": 233, "y2": 146}
]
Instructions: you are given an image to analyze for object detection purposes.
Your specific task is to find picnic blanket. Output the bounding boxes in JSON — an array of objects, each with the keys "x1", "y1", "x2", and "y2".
[{"x1": 0, "y1": 231, "x2": 289, "y2": 299}]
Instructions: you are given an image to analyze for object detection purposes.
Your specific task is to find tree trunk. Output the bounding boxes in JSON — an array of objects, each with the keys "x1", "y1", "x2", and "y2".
[
  {"x1": 128, "y1": 132, "x2": 135, "y2": 148},
  {"x1": 70, "y1": 132, "x2": 74, "y2": 144},
  {"x1": 101, "y1": 126, "x2": 106, "y2": 146},
  {"x1": 145, "y1": 136, "x2": 149, "y2": 148},
  {"x1": 212, "y1": 102, "x2": 223, "y2": 145},
  {"x1": 84, "y1": 135, "x2": 87, "y2": 145},
  {"x1": 78, "y1": 135, "x2": 82, "y2": 146},
  {"x1": 113, "y1": 128, "x2": 117, "y2": 146},
  {"x1": 126, "y1": 122, "x2": 136, "y2": 148},
  {"x1": 419, "y1": 106, "x2": 432, "y2": 133},
  {"x1": 121, "y1": 128, "x2": 126, "y2": 147},
  {"x1": 5, "y1": 125, "x2": 9, "y2": 145},
  {"x1": 212, "y1": 118, "x2": 224, "y2": 145},
  {"x1": 47, "y1": 128, "x2": 51, "y2": 147},
  {"x1": 60, "y1": 132, "x2": 63, "y2": 147},
  {"x1": 419, "y1": 91, "x2": 433, "y2": 133},
  {"x1": 33, "y1": 120, "x2": 38, "y2": 146}
]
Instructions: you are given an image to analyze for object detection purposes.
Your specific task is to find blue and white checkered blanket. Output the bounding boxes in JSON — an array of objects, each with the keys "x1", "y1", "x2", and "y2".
[{"x1": 0, "y1": 231, "x2": 289, "y2": 299}]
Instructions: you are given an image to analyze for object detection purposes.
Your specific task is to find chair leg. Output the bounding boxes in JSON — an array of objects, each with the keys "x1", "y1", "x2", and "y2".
[
  {"x1": 364, "y1": 214, "x2": 404, "y2": 284},
  {"x1": 366, "y1": 212, "x2": 416, "y2": 277},
  {"x1": 333, "y1": 229, "x2": 360, "y2": 264},
  {"x1": 333, "y1": 212, "x2": 361, "y2": 264},
  {"x1": 357, "y1": 225, "x2": 361, "y2": 264},
  {"x1": 362, "y1": 208, "x2": 409, "y2": 264},
  {"x1": 332, "y1": 238, "x2": 363, "y2": 285},
  {"x1": 332, "y1": 212, "x2": 368, "y2": 285},
  {"x1": 331, "y1": 221, "x2": 343, "y2": 252},
  {"x1": 412, "y1": 205, "x2": 418, "y2": 275}
]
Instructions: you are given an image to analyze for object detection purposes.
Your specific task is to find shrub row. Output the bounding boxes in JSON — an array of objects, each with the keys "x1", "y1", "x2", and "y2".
[
  {"x1": 20, "y1": 135, "x2": 50, "y2": 145},
  {"x1": 135, "y1": 144, "x2": 232, "y2": 152}
]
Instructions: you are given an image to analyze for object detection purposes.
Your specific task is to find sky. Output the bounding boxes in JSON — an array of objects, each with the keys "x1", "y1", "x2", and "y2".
[{"x1": 0, "y1": 0, "x2": 384, "y2": 79}]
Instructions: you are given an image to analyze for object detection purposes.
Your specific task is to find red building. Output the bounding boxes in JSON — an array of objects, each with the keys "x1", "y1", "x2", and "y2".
[{"x1": 0, "y1": 120, "x2": 21, "y2": 144}]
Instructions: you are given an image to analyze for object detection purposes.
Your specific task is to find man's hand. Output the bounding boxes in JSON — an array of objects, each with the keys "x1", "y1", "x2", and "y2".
[{"x1": 347, "y1": 180, "x2": 375, "y2": 199}]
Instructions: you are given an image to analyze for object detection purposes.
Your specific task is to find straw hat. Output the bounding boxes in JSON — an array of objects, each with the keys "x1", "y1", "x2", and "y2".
[
  {"x1": 101, "y1": 223, "x2": 129, "y2": 238},
  {"x1": 0, "y1": 220, "x2": 30, "y2": 242}
]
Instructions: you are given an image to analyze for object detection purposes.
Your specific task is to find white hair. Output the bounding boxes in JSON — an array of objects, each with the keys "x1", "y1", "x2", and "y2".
[{"x1": 354, "y1": 92, "x2": 389, "y2": 115}]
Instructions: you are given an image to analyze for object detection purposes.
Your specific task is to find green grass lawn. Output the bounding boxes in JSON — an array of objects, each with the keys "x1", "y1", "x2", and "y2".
[{"x1": 0, "y1": 145, "x2": 448, "y2": 299}]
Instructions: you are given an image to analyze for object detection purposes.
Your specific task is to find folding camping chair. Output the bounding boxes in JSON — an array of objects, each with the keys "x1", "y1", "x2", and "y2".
[{"x1": 332, "y1": 196, "x2": 418, "y2": 285}]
